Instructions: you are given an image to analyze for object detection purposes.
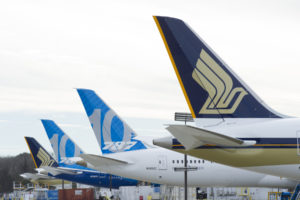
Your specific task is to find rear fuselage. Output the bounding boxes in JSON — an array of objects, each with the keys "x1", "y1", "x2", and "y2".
[
  {"x1": 89, "y1": 147, "x2": 297, "y2": 188},
  {"x1": 51, "y1": 164, "x2": 138, "y2": 188},
  {"x1": 172, "y1": 118, "x2": 300, "y2": 180}
]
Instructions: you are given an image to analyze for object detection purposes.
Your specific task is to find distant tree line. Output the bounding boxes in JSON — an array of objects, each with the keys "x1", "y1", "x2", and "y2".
[{"x1": 0, "y1": 153, "x2": 35, "y2": 193}]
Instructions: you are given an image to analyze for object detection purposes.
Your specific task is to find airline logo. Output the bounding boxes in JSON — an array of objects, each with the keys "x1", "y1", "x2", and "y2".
[
  {"x1": 37, "y1": 148, "x2": 56, "y2": 167},
  {"x1": 60, "y1": 157, "x2": 76, "y2": 165},
  {"x1": 89, "y1": 109, "x2": 136, "y2": 153},
  {"x1": 192, "y1": 49, "x2": 248, "y2": 114},
  {"x1": 49, "y1": 133, "x2": 82, "y2": 162},
  {"x1": 103, "y1": 141, "x2": 137, "y2": 152}
]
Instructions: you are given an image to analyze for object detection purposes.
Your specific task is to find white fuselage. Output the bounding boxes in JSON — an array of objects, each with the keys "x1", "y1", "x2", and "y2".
[
  {"x1": 185, "y1": 117, "x2": 300, "y2": 180},
  {"x1": 88, "y1": 147, "x2": 296, "y2": 188}
]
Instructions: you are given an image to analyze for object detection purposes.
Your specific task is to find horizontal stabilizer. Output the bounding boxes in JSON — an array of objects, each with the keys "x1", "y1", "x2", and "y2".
[
  {"x1": 80, "y1": 154, "x2": 129, "y2": 168},
  {"x1": 20, "y1": 173, "x2": 52, "y2": 180},
  {"x1": 166, "y1": 125, "x2": 256, "y2": 150},
  {"x1": 42, "y1": 166, "x2": 80, "y2": 176}
]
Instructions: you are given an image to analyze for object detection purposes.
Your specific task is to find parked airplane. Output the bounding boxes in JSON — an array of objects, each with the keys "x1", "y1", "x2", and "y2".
[
  {"x1": 20, "y1": 172, "x2": 69, "y2": 186},
  {"x1": 152, "y1": 16, "x2": 300, "y2": 181},
  {"x1": 25, "y1": 136, "x2": 139, "y2": 188},
  {"x1": 40, "y1": 119, "x2": 153, "y2": 186},
  {"x1": 75, "y1": 88, "x2": 296, "y2": 187}
]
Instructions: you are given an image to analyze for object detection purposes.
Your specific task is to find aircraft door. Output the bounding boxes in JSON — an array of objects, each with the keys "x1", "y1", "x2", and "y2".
[
  {"x1": 297, "y1": 131, "x2": 300, "y2": 155},
  {"x1": 158, "y1": 155, "x2": 167, "y2": 170}
]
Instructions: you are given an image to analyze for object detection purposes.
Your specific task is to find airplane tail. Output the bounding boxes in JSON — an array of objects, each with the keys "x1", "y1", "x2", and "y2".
[
  {"x1": 153, "y1": 16, "x2": 284, "y2": 119},
  {"x1": 76, "y1": 88, "x2": 149, "y2": 154},
  {"x1": 25, "y1": 137, "x2": 59, "y2": 168},
  {"x1": 41, "y1": 119, "x2": 84, "y2": 163}
]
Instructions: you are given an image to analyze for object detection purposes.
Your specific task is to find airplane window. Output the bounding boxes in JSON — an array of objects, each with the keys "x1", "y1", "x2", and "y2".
[
  {"x1": 181, "y1": 160, "x2": 183, "y2": 163},
  {"x1": 190, "y1": 160, "x2": 192, "y2": 163},
  {"x1": 172, "y1": 160, "x2": 175, "y2": 164},
  {"x1": 194, "y1": 160, "x2": 196, "y2": 163},
  {"x1": 198, "y1": 160, "x2": 201, "y2": 164},
  {"x1": 159, "y1": 160, "x2": 161, "y2": 164},
  {"x1": 202, "y1": 160, "x2": 205, "y2": 163},
  {"x1": 177, "y1": 160, "x2": 179, "y2": 164}
]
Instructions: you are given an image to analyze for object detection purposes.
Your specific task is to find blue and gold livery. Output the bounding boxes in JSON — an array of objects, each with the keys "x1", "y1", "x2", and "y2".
[
  {"x1": 170, "y1": 137, "x2": 299, "y2": 167},
  {"x1": 77, "y1": 89, "x2": 148, "y2": 154},
  {"x1": 172, "y1": 138, "x2": 298, "y2": 150},
  {"x1": 153, "y1": 16, "x2": 281, "y2": 118},
  {"x1": 25, "y1": 136, "x2": 59, "y2": 168},
  {"x1": 152, "y1": 16, "x2": 300, "y2": 172}
]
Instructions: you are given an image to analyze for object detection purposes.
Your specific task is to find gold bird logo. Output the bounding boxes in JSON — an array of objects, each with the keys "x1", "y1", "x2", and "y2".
[
  {"x1": 37, "y1": 148, "x2": 55, "y2": 167},
  {"x1": 192, "y1": 49, "x2": 248, "y2": 114}
]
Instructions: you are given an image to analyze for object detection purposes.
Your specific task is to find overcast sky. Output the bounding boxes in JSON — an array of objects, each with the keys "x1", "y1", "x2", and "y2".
[{"x1": 0, "y1": 0, "x2": 300, "y2": 156}]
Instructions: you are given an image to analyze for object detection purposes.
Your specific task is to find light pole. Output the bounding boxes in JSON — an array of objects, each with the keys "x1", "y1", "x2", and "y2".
[{"x1": 174, "y1": 112, "x2": 195, "y2": 200}]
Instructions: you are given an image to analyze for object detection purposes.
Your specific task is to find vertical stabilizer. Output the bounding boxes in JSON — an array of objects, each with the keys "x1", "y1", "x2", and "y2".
[
  {"x1": 25, "y1": 137, "x2": 59, "y2": 168},
  {"x1": 41, "y1": 119, "x2": 84, "y2": 163},
  {"x1": 154, "y1": 16, "x2": 284, "y2": 119},
  {"x1": 76, "y1": 89, "x2": 148, "y2": 154}
]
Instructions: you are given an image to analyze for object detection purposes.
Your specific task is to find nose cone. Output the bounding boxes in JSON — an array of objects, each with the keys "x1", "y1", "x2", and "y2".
[{"x1": 153, "y1": 136, "x2": 173, "y2": 149}]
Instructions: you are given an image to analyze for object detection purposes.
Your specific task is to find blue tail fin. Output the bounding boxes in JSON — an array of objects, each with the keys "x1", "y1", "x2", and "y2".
[
  {"x1": 154, "y1": 16, "x2": 283, "y2": 119},
  {"x1": 76, "y1": 89, "x2": 148, "y2": 154},
  {"x1": 41, "y1": 119, "x2": 84, "y2": 163},
  {"x1": 25, "y1": 137, "x2": 59, "y2": 168}
]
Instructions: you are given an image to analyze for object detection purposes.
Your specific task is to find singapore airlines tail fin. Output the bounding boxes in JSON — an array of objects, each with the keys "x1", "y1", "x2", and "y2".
[
  {"x1": 153, "y1": 16, "x2": 284, "y2": 119},
  {"x1": 25, "y1": 137, "x2": 59, "y2": 168},
  {"x1": 41, "y1": 119, "x2": 84, "y2": 163},
  {"x1": 76, "y1": 89, "x2": 149, "y2": 154}
]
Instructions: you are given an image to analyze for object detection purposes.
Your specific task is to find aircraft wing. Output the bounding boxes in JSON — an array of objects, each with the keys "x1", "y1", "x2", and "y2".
[
  {"x1": 166, "y1": 125, "x2": 256, "y2": 150},
  {"x1": 42, "y1": 166, "x2": 80, "y2": 176},
  {"x1": 80, "y1": 154, "x2": 129, "y2": 168}
]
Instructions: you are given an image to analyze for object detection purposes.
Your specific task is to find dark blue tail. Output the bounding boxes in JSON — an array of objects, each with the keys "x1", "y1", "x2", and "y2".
[
  {"x1": 25, "y1": 137, "x2": 59, "y2": 168},
  {"x1": 154, "y1": 16, "x2": 283, "y2": 119}
]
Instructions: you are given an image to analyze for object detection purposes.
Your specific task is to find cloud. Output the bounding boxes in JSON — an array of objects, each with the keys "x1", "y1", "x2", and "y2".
[{"x1": 0, "y1": 0, "x2": 300, "y2": 155}]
